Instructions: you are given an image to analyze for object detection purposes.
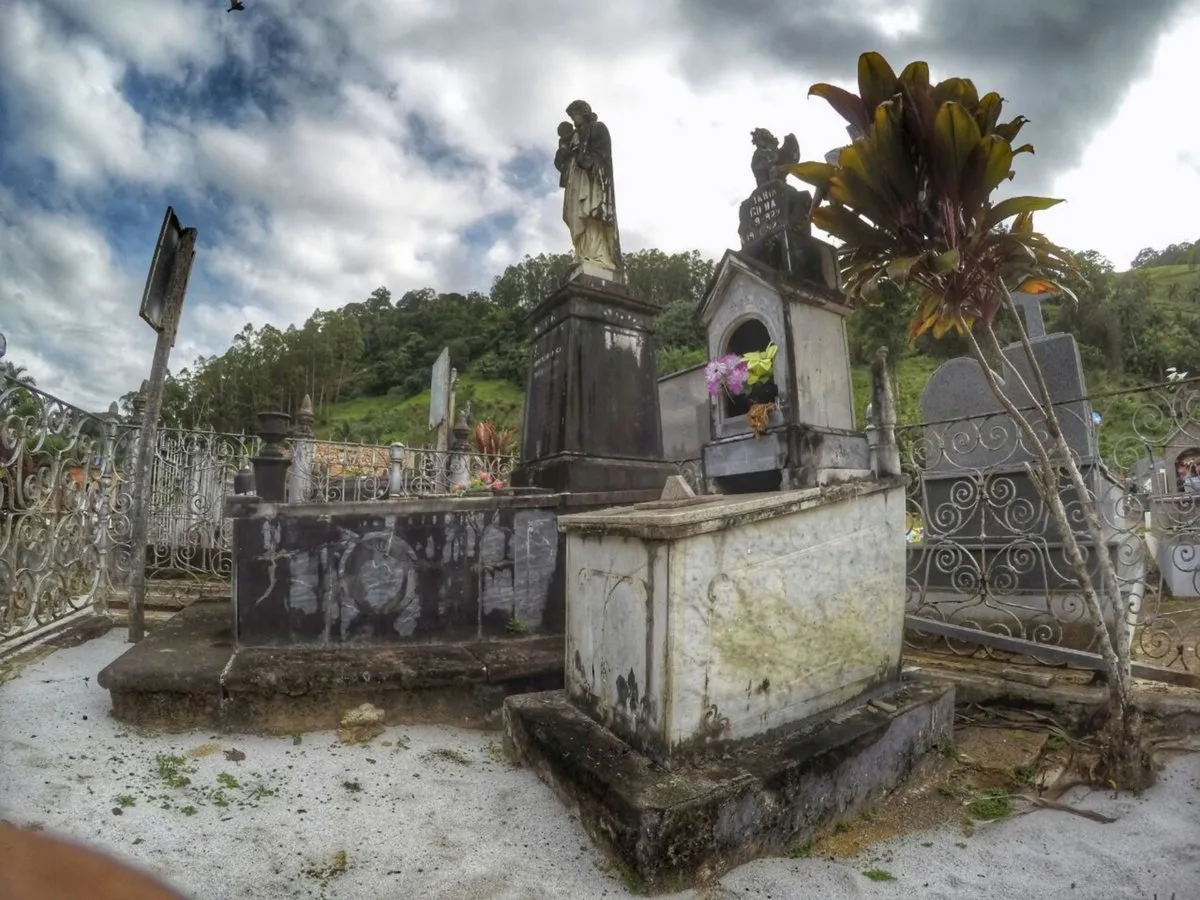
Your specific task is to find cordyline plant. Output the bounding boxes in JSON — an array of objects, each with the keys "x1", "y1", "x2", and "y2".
[
  {"x1": 472, "y1": 420, "x2": 517, "y2": 458},
  {"x1": 790, "y1": 52, "x2": 1154, "y2": 789}
]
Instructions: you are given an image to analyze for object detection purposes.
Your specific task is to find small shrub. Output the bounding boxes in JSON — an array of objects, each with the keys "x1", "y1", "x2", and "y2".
[
  {"x1": 154, "y1": 754, "x2": 193, "y2": 789},
  {"x1": 425, "y1": 747, "x2": 471, "y2": 766},
  {"x1": 967, "y1": 789, "x2": 1012, "y2": 821}
]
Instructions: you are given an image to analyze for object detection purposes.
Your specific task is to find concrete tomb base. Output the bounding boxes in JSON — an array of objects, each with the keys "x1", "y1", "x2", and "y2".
[
  {"x1": 97, "y1": 602, "x2": 563, "y2": 734},
  {"x1": 503, "y1": 680, "x2": 954, "y2": 893},
  {"x1": 498, "y1": 477, "x2": 941, "y2": 891}
]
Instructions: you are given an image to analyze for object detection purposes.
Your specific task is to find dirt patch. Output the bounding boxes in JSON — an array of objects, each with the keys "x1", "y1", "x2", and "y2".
[
  {"x1": 955, "y1": 727, "x2": 1047, "y2": 774},
  {"x1": 0, "y1": 646, "x2": 57, "y2": 685},
  {"x1": 802, "y1": 713, "x2": 1099, "y2": 861},
  {"x1": 804, "y1": 757, "x2": 963, "y2": 858}
]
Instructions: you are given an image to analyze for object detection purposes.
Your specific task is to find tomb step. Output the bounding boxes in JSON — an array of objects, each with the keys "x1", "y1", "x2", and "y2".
[
  {"x1": 97, "y1": 602, "x2": 566, "y2": 734},
  {"x1": 502, "y1": 682, "x2": 954, "y2": 893}
]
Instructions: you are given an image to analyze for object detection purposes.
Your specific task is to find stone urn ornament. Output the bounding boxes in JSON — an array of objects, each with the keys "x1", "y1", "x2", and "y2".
[{"x1": 256, "y1": 411, "x2": 292, "y2": 457}]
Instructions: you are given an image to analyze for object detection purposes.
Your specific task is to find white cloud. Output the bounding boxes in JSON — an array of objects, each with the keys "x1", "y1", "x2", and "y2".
[
  {"x1": 0, "y1": 189, "x2": 158, "y2": 407},
  {"x1": 0, "y1": 2, "x2": 190, "y2": 188},
  {"x1": 35, "y1": 0, "x2": 222, "y2": 75},
  {"x1": 1, "y1": 0, "x2": 1196, "y2": 414},
  {"x1": 1041, "y1": 11, "x2": 1200, "y2": 268}
]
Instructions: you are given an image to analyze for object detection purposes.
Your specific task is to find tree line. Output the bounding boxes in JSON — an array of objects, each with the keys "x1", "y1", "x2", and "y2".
[
  {"x1": 1130, "y1": 239, "x2": 1200, "y2": 270},
  {"x1": 96, "y1": 241, "x2": 1200, "y2": 438},
  {"x1": 131, "y1": 249, "x2": 715, "y2": 435}
]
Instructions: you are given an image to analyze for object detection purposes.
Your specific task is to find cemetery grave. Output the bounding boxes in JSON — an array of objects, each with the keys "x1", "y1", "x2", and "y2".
[{"x1": 2, "y1": 85, "x2": 1200, "y2": 899}]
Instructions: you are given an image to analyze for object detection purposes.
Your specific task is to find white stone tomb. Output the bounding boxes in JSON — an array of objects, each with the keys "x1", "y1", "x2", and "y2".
[{"x1": 559, "y1": 480, "x2": 907, "y2": 765}]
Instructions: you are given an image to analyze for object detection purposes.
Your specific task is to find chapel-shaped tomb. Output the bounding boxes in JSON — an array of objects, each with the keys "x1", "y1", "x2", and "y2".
[{"x1": 697, "y1": 250, "x2": 870, "y2": 493}]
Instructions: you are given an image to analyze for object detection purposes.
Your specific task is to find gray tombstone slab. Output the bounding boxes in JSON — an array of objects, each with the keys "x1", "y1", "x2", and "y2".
[
  {"x1": 429, "y1": 347, "x2": 451, "y2": 430},
  {"x1": 920, "y1": 333, "x2": 1095, "y2": 473},
  {"x1": 657, "y1": 365, "x2": 710, "y2": 461}
]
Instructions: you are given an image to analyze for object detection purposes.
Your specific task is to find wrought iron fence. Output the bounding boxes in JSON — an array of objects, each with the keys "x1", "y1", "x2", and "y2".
[
  {"x1": 0, "y1": 379, "x2": 129, "y2": 643},
  {"x1": 901, "y1": 377, "x2": 1200, "y2": 679},
  {"x1": 0, "y1": 370, "x2": 708, "y2": 650},
  {"x1": 0, "y1": 372, "x2": 266, "y2": 645},
  {"x1": 147, "y1": 429, "x2": 258, "y2": 580},
  {"x1": 296, "y1": 439, "x2": 519, "y2": 502}
]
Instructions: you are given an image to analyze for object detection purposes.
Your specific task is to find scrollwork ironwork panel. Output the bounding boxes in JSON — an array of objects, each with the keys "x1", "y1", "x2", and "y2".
[
  {"x1": 146, "y1": 429, "x2": 258, "y2": 580},
  {"x1": 902, "y1": 377, "x2": 1200, "y2": 675},
  {"x1": 296, "y1": 440, "x2": 518, "y2": 501},
  {"x1": 0, "y1": 378, "x2": 125, "y2": 642}
]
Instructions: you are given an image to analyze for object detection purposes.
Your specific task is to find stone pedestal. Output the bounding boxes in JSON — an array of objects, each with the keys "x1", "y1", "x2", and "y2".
[
  {"x1": 511, "y1": 275, "x2": 676, "y2": 494},
  {"x1": 698, "y1": 251, "x2": 870, "y2": 492},
  {"x1": 251, "y1": 410, "x2": 292, "y2": 503},
  {"x1": 503, "y1": 477, "x2": 952, "y2": 891}
]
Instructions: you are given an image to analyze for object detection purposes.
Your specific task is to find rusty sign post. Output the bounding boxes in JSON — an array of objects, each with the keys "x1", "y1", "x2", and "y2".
[{"x1": 127, "y1": 207, "x2": 197, "y2": 642}]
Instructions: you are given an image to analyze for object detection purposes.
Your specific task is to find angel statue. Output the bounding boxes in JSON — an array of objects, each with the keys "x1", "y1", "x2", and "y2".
[{"x1": 750, "y1": 128, "x2": 800, "y2": 188}]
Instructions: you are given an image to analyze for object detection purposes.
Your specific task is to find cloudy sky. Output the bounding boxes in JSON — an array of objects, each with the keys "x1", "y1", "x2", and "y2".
[{"x1": 2, "y1": 0, "x2": 1199, "y2": 411}]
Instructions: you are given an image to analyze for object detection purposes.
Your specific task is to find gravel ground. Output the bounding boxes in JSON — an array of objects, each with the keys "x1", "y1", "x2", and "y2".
[{"x1": 2, "y1": 630, "x2": 1198, "y2": 900}]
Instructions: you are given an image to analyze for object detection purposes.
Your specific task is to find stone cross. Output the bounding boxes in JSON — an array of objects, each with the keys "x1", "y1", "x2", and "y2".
[{"x1": 1011, "y1": 291, "x2": 1046, "y2": 339}]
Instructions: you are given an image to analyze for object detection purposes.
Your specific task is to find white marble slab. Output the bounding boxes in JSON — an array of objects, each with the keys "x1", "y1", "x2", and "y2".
[{"x1": 563, "y1": 481, "x2": 907, "y2": 763}]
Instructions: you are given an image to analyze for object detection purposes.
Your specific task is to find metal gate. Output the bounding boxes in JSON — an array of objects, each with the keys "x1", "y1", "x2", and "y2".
[
  {"x1": 901, "y1": 378, "x2": 1200, "y2": 688},
  {"x1": 0, "y1": 379, "x2": 127, "y2": 645},
  {"x1": 146, "y1": 429, "x2": 257, "y2": 582}
]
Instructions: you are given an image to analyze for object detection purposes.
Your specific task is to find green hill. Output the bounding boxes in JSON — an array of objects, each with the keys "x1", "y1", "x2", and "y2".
[
  {"x1": 315, "y1": 261, "x2": 1200, "y2": 454},
  {"x1": 314, "y1": 377, "x2": 524, "y2": 446},
  {"x1": 150, "y1": 249, "x2": 1200, "y2": 453},
  {"x1": 315, "y1": 354, "x2": 1155, "y2": 461}
]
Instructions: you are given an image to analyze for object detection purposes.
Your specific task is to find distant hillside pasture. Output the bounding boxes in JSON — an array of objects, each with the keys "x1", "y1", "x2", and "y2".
[{"x1": 317, "y1": 377, "x2": 524, "y2": 448}]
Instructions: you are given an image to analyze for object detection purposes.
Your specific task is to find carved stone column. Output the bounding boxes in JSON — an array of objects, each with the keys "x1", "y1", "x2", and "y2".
[
  {"x1": 448, "y1": 406, "x2": 472, "y2": 492},
  {"x1": 387, "y1": 442, "x2": 408, "y2": 499},
  {"x1": 287, "y1": 395, "x2": 315, "y2": 503}
]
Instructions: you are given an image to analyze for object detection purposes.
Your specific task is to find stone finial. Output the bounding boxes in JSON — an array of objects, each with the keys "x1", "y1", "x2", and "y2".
[
  {"x1": 660, "y1": 475, "x2": 696, "y2": 501},
  {"x1": 870, "y1": 347, "x2": 901, "y2": 478},
  {"x1": 1011, "y1": 290, "x2": 1047, "y2": 339},
  {"x1": 294, "y1": 394, "x2": 315, "y2": 439},
  {"x1": 131, "y1": 380, "x2": 149, "y2": 422},
  {"x1": 452, "y1": 404, "x2": 471, "y2": 452}
]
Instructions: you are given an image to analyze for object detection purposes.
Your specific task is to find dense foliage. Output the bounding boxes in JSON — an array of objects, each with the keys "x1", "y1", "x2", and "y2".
[
  {"x1": 124, "y1": 250, "x2": 713, "y2": 438},
  {"x1": 104, "y1": 238, "x2": 1200, "y2": 446},
  {"x1": 791, "y1": 53, "x2": 1079, "y2": 340}
]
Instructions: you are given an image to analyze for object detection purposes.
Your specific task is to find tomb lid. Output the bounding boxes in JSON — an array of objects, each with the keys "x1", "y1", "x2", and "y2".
[
  {"x1": 558, "y1": 477, "x2": 901, "y2": 541},
  {"x1": 696, "y1": 250, "x2": 853, "y2": 328}
]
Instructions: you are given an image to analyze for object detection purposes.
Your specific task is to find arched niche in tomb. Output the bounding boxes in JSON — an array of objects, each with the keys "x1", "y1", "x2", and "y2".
[
  {"x1": 696, "y1": 250, "x2": 867, "y2": 492},
  {"x1": 720, "y1": 317, "x2": 779, "y2": 420},
  {"x1": 1173, "y1": 446, "x2": 1200, "y2": 494}
]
